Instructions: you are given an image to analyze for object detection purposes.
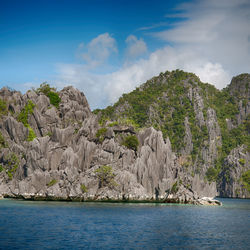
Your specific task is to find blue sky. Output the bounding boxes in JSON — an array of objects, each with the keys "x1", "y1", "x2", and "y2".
[{"x1": 1, "y1": 0, "x2": 250, "y2": 109}]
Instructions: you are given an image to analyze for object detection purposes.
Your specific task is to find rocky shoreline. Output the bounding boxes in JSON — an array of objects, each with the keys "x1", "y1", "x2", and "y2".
[{"x1": 1, "y1": 192, "x2": 222, "y2": 205}]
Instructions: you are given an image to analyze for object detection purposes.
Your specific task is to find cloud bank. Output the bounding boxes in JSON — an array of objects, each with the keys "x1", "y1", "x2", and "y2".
[
  {"x1": 54, "y1": 0, "x2": 250, "y2": 109},
  {"x1": 125, "y1": 35, "x2": 147, "y2": 59},
  {"x1": 78, "y1": 33, "x2": 117, "y2": 68}
]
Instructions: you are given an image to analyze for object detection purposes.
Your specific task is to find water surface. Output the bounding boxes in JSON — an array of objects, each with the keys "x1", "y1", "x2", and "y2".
[{"x1": 0, "y1": 198, "x2": 249, "y2": 249}]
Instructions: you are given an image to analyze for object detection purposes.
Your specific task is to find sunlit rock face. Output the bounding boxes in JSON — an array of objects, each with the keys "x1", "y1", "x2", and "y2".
[{"x1": 0, "y1": 71, "x2": 249, "y2": 203}]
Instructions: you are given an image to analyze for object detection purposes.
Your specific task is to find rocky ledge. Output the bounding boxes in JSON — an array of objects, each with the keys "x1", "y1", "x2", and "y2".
[
  {"x1": 197, "y1": 197, "x2": 222, "y2": 206},
  {"x1": 2, "y1": 194, "x2": 222, "y2": 206},
  {"x1": 1, "y1": 183, "x2": 221, "y2": 205},
  {"x1": 164, "y1": 185, "x2": 222, "y2": 205}
]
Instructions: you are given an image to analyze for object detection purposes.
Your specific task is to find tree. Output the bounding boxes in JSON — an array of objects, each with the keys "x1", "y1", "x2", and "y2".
[
  {"x1": 95, "y1": 165, "x2": 117, "y2": 188},
  {"x1": 122, "y1": 135, "x2": 139, "y2": 151}
]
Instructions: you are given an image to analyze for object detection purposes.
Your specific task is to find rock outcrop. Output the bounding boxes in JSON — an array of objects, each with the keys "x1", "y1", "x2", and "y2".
[
  {"x1": 97, "y1": 71, "x2": 250, "y2": 199},
  {"x1": 218, "y1": 145, "x2": 250, "y2": 198},
  {"x1": 0, "y1": 70, "x2": 249, "y2": 204}
]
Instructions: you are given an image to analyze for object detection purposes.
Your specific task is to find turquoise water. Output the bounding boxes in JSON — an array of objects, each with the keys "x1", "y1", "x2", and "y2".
[{"x1": 0, "y1": 198, "x2": 249, "y2": 249}]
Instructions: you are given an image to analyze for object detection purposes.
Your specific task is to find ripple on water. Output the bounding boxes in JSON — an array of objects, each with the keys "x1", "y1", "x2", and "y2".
[{"x1": 0, "y1": 198, "x2": 249, "y2": 249}]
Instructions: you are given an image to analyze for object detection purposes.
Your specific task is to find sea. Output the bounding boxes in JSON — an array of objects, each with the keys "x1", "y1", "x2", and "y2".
[{"x1": 0, "y1": 198, "x2": 249, "y2": 249}]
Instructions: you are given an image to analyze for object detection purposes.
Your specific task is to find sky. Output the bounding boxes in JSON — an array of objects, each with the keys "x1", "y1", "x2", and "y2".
[{"x1": 1, "y1": 0, "x2": 250, "y2": 109}]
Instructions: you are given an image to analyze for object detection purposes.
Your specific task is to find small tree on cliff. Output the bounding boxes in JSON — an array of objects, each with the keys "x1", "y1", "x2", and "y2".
[{"x1": 95, "y1": 165, "x2": 117, "y2": 189}]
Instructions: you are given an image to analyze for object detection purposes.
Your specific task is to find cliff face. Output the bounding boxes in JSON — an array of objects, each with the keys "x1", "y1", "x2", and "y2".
[
  {"x1": 0, "y1": 71, "x2": 249, "y2": 202},
  {"x1": 96, "y1": 70, "x2": 250, "y2": 198},
  {"x1": 217, "y1": 74, "x2": 250, "y2": 197},
  {"x1": 218, "y1": 145, "x2": 249, "y2": 198}
]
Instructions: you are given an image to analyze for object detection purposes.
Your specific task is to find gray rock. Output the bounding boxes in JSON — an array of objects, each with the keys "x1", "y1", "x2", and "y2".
[
  {"x1": 193, "y1": 87, "x2": 205, "y2": 127},
  {"x1": 0, "y1": 73, "x2": 249, "y2": 203},
  {"x1": 219, "y1": 145, "x2": 250, "y2": 198},
  {"x1": 197, "y1": 197, "x2": 222, "y2": 206}
]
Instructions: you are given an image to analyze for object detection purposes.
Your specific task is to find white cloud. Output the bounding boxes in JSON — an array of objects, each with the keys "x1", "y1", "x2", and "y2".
[
  {"x1": 79, "y1": 33, "x2": 117, "y2": 68},
  {"x1": 54, "y1": 63, "x2": 109, "y2": 108},
  {"x1": 185, "y1": 62, "x2": 231, "y2": 89},
  {"x1": 104, "y1": 47, "x2": 231, "y2": 104},
  {"x1": 155, "y1": 0, "x2": 250, "y2": 75},
  {"x1": 137, "y1": 22, "x2": 169, "y2": 31},
  {"x1": 125, "y1": 35, "x2": 147, "y2": 59},
  {"x1": 54, "y1": 0, "x2": 249, "y2": 109},
  {"x1": 55, "y1": 46, "x2": 231, "y2": 109}
]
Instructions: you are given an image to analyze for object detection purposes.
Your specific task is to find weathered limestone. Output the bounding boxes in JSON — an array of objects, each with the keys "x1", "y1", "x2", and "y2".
[
  {"x1": 0, "y1": 73, "x2": 249, "y2": 204},
  {"x1": 0, "y1": 85, "x2": 215, "y2": 204}
]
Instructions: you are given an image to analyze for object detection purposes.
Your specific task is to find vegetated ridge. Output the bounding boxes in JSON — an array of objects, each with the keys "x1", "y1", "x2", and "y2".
[{"x1": 0, "y1": 70, "x2": 249, "y2": 204}]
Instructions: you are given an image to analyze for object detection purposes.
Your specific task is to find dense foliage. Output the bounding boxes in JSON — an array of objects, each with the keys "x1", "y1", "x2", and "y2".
[
  {"x1": 0, "y1": 98, "x2": 7, "y2": 117},
  {"x1": 27, "y1": 127, "x2": 36, "y2": 141},
  {"x1": 202, "y1": 84, "x2": 250, "y2": 157},
  {"x1": 95, "y1": 165, "x2": 117, "y2": 188},
  {"x1": 95, "y1": 70, "x2": 249, "y2": 191},
  {"x1": 96, "y1": 127, "x2": 107, "y2": 143},
  {"x1": 241, "y1": 170, "x2": 250, "y2": 192},
  {"x1": 97, "y1": 70, "x2": 209, "y2": 154},
  {"x1": 47, "y1": 91, "x2": 61, "y2": 108},
  {"x1": 122, "y1": 135, "x2": 139, "y2": 151},
  {"x1": 17, "y1": 100, "x2": 36, "y2": 141},
  {"x1": 37, "y1": 82, "x2": 61, "y2": 108},
  {"x1": 18, "y1": 100, "x2": 35, "y2": 127},
  {"x1": 201, "y1": 77, "x2": 250, "y2": 181},
  {"x1": 205, "y1": 167, "x2": 219, "y2": 183}
]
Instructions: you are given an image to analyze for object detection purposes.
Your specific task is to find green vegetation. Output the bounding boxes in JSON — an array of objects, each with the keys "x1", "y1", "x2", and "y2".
[
  {"x1": 170, "y1": 181, "x2": 178, "y2": 194},
  {"x1": 99, "y1": 70, "x2": 195, "y2": 128},
  {"x1": 108, "y1": 121, "x2": 118, "y2": 127},
  {"x1": 220, "y1": 123, "x2": 249, "y2": 157},
  {"x1": 47, "y1": 91, "x2": 61, "y2": 108},
  {"x1": 239, "y1": 158, "x2": 246, "y2": 166},
  {"x1": 97, "y1": 70, "x2": 207, "y2": 153},
  {"x1": 0, "y1": 98, "x2": 7, "y2": 117},
  {"x1": 37, "y1": 82, "x2": 61, "y2": 108},
  {"x1": 200, "y1": 79, "x2": 250, "y2": 181},
  {"x1": 107, "y1": 118, "x2": 139, "y2": 129},
  {"x1": 5, "y1": 153, "x2": 20, "y2": 180},
  {"x1": 46, "y1": 131, "x2": 52, "y2": 137},
  {"x1": 0, "y1": 132, "x2": 8, "y2": 148},
  {"x1": 92, "y1": 109, "x2": 101, "y2": 115},
  {"x1": 96, "y1": 127, "x2": 107, "y2": 143},
  {"x1": 0, "y1": 164, "x2": 3, "y2": 172},
  {"x1": 205, "y1": 167, "x2": 219, "y2": 183},
  {"x1": 81, "y1": 184, "x2": 88, "y2": 193},
  {"x1": 37, "y1": 82, "x2": 56, "y2": 96},
  {"x1": 17, "y1": 100, "x2": 36, "y2": 141},
  {"x1": 47, "y1": 179, "x2": 57, "y2": 187},
  {"x1": 241, "y1": 170, "x2": 250, "y2": 192},
  {"x1": 18, "y1": 100, "x2": 35, "y2": 127},
  {"x1": 95, "y1": 165, "x2": 117, "y2": 188},
  {"x1": 199, "y1": 84, "x2": 250, "y2": 177},
  {"x1": 202, "y1": 86, "x2": 250, "y2": 157},
  {"x1": 122, "y1": 135, "x2": 139, "y2": 151},
  {"x1": 181, "y1": 155, "x2": 192, "y2": 168},
  {"x1": 27, "y1": 126, "x2": 36, "y2": 141},
  {"x1": 95, "y1": 70, "x2": 249, "y2": 185}
]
